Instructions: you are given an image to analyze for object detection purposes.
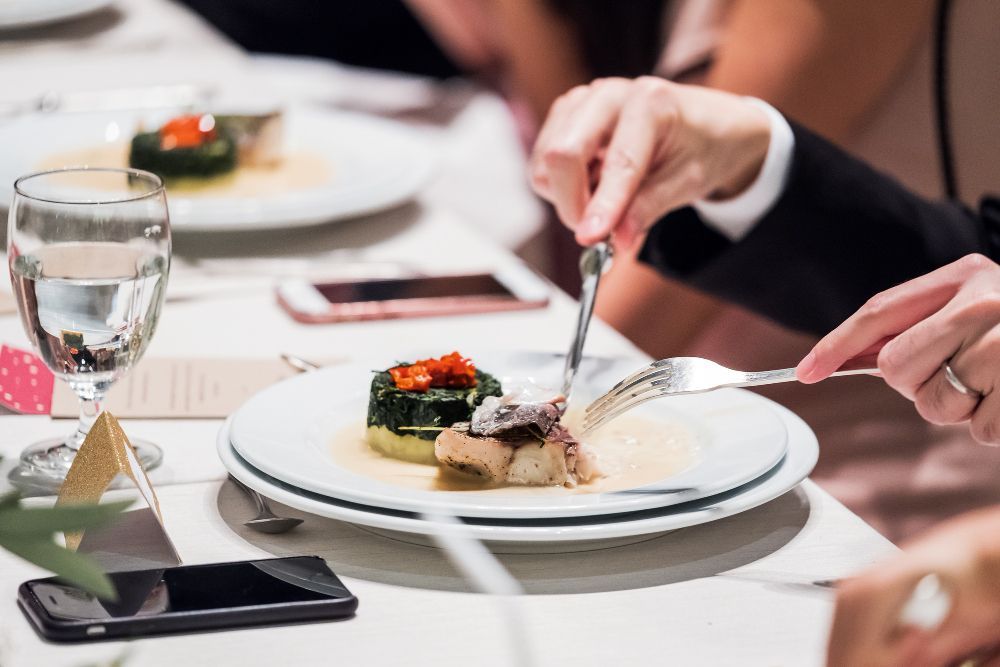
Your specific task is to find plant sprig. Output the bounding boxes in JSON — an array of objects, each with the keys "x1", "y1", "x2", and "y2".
[{"x1": 0, "y1": 492, "x2": 131, "y2": 600}]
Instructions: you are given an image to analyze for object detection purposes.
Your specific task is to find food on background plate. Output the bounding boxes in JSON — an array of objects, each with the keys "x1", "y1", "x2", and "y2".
[
  {"x1": 37, "y1": 109, "x2": 334, "y2": 201},
  {"x1": 129, "y1": 112, "x2": 282, "y2": 180},
  {"x1": 365, "y1": 352, "x2": 502, "y2": 465},
  {"x1": 216, "y1": 112, "x2": 284, "y2": 166},
  {"x1": 129, "y1": 114, "x2": 235, "y2": 178},
  {"x1": 436, "y1": 392, "x2": 598, "y2": 487}
]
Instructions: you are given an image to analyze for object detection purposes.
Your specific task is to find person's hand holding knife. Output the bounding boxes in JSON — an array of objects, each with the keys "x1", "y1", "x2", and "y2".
[{"x1": 529, "y1": 77, "x2": 772, "y2": 248}]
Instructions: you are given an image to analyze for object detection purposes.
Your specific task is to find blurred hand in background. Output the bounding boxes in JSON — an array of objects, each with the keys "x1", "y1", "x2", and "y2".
[{"x1": 827, "y1": 505, "x2": 1000, "y2": 667}]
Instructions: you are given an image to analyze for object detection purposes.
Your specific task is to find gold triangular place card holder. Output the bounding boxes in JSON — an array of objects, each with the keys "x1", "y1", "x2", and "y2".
[{"x1": 57, "y1": 412, "x2": 181, "y2": 572}]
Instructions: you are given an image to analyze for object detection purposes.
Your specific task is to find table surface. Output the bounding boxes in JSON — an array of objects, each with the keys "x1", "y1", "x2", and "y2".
[{"x1": 0, "y1": 1, "x2": 895, "y2": 665}]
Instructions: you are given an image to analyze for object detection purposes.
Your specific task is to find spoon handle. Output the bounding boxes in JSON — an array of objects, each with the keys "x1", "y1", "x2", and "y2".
[{"x1": 229, "y1": 474, "x2": 268, "y2": 514}]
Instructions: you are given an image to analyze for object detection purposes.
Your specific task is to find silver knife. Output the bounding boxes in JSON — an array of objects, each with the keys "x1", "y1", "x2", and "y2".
[{"x1": 561, "y1": 241, "x2": 613, "y2": 404}]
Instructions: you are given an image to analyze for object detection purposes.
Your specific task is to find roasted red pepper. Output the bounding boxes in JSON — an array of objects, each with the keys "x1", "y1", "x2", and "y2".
[
  {"x1": 159, "y1": 114, "x2": 217, "y2": 150},
  {"x1": 388, "y1": 352, "x2": 477, "y2": 392}
]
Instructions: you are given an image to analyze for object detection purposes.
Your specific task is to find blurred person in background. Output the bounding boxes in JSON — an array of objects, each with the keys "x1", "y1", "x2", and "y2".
[
  {"x1": 177, "y1": 1, "x2": 666, "y2": 142},
  {"x1": 176, "y1": 1, "x2": 463, "y2": 79}
]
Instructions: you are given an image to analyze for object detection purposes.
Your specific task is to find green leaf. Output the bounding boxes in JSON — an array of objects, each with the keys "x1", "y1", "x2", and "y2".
[
  {"x1": 0, "y1": 500, "x2": 133, "y2": 535},
  {"x1": 0, "y1": 497, "x2": 131, "y2": 600},
  {"x1": 367, "y1": 368, "x2": 502, "y2": 441},
  {"x1": 1, "y1": 536, "x2": 117, "y2": 600},
  {"x1": 0, "y1": 491, "x2": 21, "y2": 511}
]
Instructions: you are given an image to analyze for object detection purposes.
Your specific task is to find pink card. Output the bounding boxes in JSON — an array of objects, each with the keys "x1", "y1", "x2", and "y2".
[{"x1": 0, "y1": 345, "x2": 54, "y2": 415}]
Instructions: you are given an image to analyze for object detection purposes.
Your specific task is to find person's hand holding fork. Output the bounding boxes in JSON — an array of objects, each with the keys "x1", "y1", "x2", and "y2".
[{"x1": 798, "y1": 253, "x2": 1000, "y2": 446}]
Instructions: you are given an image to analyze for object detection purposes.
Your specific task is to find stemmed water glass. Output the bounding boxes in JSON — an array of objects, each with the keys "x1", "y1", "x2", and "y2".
[{"x1": 8, "y1": 167, "x2": 170, "y2": 487}]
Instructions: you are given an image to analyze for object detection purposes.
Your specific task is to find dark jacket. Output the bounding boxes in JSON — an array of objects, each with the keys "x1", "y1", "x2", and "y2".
[{"x1": 639, "y1": 121, "x2": 1000, "y2": 335}]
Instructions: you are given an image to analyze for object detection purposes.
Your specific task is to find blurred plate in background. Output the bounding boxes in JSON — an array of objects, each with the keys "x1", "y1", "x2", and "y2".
[
  {"x1": 0, "y1": 0, "x2": 114, "y2": 29},
  {"x1": 0, "y1": 106, "x2": 437, "y2": 231}
]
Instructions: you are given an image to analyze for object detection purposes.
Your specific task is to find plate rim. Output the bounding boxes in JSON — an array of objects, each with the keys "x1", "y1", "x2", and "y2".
[
  {"x1": 216, "y1": 399, "x2": 818, "y2": 543},
  {"x1": 228, "y1": 355, "x2": 790, "y2": 519}
]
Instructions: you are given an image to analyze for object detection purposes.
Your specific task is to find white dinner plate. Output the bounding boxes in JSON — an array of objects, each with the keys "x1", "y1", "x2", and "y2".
[
  {"x1": 218, "y1": 398, "x2": 817, "y2": 544},
  {"x1": 0, "y1": 106, "x2": 436, "y2": 231},
  {"x1": 0, "y1": 0, "x2": 113, "y2": 29},
  {"x1": 228, "y1": 352, "x2": 788, "y2": 519}
]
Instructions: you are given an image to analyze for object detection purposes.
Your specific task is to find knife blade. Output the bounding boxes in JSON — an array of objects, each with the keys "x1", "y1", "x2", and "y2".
[{"x1": 561, "y1": 241, "x2": 613, "y2": 405}]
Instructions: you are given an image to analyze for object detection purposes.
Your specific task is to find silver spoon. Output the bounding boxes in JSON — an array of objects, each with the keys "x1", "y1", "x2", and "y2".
[
  {"x1": 561, "y1": 241, "x2": 614, "y2": 405},
  {"x1": 280, "y1": 353, "x2": 322, "y2": 374},
  {"x1": 223, "y1": 353, "x2": 322, "y2": 533},
  {"x1": 228, "y1": 474, "x2": 304, "y2": 534}
]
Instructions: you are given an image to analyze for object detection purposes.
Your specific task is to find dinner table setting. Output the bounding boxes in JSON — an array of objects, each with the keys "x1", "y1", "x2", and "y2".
[{"x1": 0, "y1": 1, "x2": 901, "y2": 665}]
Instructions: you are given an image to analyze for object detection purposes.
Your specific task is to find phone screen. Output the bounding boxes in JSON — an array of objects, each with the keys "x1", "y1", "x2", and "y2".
[
  {"x1": 316, "y1": 274, "x2": 516, "y2": 304},
  {"x1": 28, "y1": 557, "x2": 351, "y2": 621}
]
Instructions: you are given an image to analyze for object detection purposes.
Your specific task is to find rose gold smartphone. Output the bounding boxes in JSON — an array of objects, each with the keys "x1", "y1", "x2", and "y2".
[{"x1": 276, "y1": 265, "x2": 550, "y2": 323}]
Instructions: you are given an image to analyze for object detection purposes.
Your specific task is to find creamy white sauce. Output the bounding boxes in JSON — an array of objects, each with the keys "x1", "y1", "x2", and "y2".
[
  {"x1": 332, "y1": 411, "x2": 698, "y2": 496},
  {"x1": 38, "y1": 143, "x2": 331, "y2": 197}
]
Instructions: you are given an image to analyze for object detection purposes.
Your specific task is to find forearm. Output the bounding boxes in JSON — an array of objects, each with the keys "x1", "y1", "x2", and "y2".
[
  {"x1": 705, "y1": 0, "x2": 933, "y2": 142},
  {"x1": 639, "y1": 121, "x2": 996, "y2": 334}
]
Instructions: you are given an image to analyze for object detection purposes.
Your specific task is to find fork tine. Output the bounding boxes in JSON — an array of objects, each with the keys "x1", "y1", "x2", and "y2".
[
  {"x1": 583, "y1": 377, "x2": 679, "y2": 432},
  {"x1": 583, "y1": 361, "x2": 656, "y2": 413},
  {"x1": 585, "y1": 366, "x2": 677, "y2": 416},
  {"x1": 583, "y1": 386, "x2": 670, "y2": 433},
  {"x1": 585, "y1": 360, "x2": 677, "y2": 414},
  {"x1": 586, "y1": 376, "x2": 669, "y2": 423}
]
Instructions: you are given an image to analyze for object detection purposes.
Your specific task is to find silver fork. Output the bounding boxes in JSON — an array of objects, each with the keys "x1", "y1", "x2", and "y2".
[{"x1": 583, "y1": 356, "x2": 878, "y2": 433}]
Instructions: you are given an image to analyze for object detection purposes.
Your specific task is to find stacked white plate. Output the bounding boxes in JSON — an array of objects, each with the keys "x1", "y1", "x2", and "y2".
[{"x1": 218, "y1": 352, "x2": 818, "y2": 551}]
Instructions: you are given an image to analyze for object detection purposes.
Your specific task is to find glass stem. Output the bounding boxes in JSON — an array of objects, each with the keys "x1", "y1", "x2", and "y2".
[{"x1": 69, "y1": 393, "x2": 105, "y2": 451}]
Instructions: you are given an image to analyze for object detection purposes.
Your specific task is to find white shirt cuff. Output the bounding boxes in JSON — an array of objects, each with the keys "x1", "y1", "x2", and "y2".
[{"x1": 692, "y1": 98, "x2": 795, "y2": 242}]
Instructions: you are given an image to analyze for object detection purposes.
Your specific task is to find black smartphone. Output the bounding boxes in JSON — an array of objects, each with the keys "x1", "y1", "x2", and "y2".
[{"x1": 18, "y1": 556, "x2": 358, "y2": 642}]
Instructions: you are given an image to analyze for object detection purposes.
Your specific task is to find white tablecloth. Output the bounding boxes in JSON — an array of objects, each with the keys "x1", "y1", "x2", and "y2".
[{"x1": 0, "y1": 480, "x2": 893, "y2": 667}]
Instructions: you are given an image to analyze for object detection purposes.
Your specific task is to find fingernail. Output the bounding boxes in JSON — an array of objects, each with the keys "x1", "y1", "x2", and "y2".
[
  {"x1": 796, "y1": 351, "x2": 817, "y2": 382},
  {"x1": 581, "y1": 214, "x2": 604, "y2": 238}
]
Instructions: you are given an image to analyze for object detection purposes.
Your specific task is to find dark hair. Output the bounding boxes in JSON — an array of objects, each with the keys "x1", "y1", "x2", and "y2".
[{"x1": 546, "y1": 0, "x2": 670, "y2": 77}]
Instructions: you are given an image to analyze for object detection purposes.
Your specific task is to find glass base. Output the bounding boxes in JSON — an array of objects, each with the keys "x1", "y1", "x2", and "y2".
[{"x1": 12, "y1": 436, "x2": 163, "y2": 495}]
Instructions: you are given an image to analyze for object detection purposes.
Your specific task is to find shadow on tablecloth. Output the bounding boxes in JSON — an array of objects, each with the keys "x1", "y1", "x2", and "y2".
[{"x1": 215, "y1": 482, "x2": 811, "y2": 595}]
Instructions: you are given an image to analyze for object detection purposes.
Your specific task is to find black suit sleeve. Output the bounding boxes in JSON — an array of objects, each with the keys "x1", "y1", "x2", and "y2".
[{"x1": 638, "y1": 120, "x2": 1000, "y2": 335}]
